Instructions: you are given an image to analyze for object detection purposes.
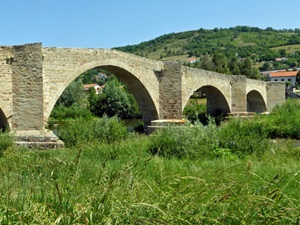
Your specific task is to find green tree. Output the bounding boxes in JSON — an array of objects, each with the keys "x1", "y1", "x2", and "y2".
[
  {"x1": 89, "y1": 77, "x2": 141, "y2": 119},
  {"x1": 212, "y1": 52, "x2": 231, "y2": 74},
  {"x1": 285, "y1": 59, "x2": 298, "y2": 68},
  {"x1": 259, "y1": 62, "x2": 272, "y2": 71},
  {"x1": 296, "y1": 70, "x2": 300, "y2": 86},
  {"x1": 56, "y1": 79, "x2": 87, "y2": 107},
  {"x1": 279, "y1": 49, "x2": 287, "y2": 57},
  {"x1": 199, "y1": 54, "x2": 214, "y2": 71},
  {"x1": 228, "y1": 57, "x2": 241, "y2": 75},
  {"x1": 240, "y1": 57, "x2": 261, "y2": 79}
]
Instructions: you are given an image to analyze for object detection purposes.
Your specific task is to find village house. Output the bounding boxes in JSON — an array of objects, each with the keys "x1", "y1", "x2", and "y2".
[
  {"x1": 186, "y1": 56, "x2": 197, "y2": 64},
  {"x1": 267, "y1": 70, "x2": 298, "y2": 86},
  {"x1": 275, "y1": 57, "x2": 288, "y2": 62},
  {"x1": 83, "y1": 84, "x2": 103, "y2": 94}
]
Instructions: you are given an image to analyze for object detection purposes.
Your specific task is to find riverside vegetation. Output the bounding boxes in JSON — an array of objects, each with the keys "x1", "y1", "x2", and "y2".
[{"x1": 0, "y1": 99, "x2": 299, "y2": 224}]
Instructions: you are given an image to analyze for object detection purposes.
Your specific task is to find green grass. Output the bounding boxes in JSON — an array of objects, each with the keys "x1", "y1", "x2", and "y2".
[
  {"x1": 272, "y1": 44, "x2": 300, "y2": 53},
  {"x1": 0, "y1": 135, "x2": 299, "y2": 222},
  {"x1": 0, "y1": 100, "x2": 300, "y2": 224},
  {"x1": 0, "y1": 137, "x2": 299, "y2": 224}
]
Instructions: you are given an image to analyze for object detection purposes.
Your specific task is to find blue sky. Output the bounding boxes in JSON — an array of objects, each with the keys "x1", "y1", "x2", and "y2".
[{"x1": 1, "y1": 0, "x2": 300, "y2": 48}]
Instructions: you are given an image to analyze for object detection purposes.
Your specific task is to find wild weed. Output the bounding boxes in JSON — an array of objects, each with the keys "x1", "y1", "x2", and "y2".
[{"x1": 57, "y1": 116, "x2": 128, "y2": 147}]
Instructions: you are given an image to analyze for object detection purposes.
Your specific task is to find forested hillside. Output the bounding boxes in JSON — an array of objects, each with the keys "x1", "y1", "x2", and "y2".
[{"x1": 115, "y1": 26, "x2": 300, "y2": 78}]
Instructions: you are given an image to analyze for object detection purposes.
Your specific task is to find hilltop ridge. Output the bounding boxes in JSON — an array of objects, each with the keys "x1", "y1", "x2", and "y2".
[{"x1": 115, "y1": 26, "x2": 300, "y2": 73}]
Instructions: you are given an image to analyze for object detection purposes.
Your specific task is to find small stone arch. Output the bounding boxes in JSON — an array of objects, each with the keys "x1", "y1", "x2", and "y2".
[
  {"x1": 247, "y1": 90, "x2": 267, "y2": 113},
  {"x1": 201, "y1": 85, "x2": 231, "y2": 116},
  {"x1": 184, "y1": 85, "x2": 231, "y2": 117},
  {"x1": 0, "y1": 108, "x2": 9, "y2": 132}
]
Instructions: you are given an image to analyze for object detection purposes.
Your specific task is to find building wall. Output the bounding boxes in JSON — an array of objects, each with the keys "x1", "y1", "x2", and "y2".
[{"x1": 269, "y1": 76, "x2": 296, "y2": 86}]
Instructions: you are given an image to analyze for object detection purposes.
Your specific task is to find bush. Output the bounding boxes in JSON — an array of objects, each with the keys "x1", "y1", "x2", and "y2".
[
  {"x1": 263, "y1": 99, "x2": 300, "y2": 139},
  {"x1": 149, "y1": 118, "x2": 269, "y2": 159},
  {"x1": 0, "y1": 132, "x2": 14, "y2": 156},
  {"x1": 183, "y1": 102, "x2": 207, "y2": 124},
  {"x1": 57, "y1": 116, "x2": 128, "y2": 147},
  {"x1": 50, "y1": 105, "x2": 92, "y2": 119},
  {"x1": 92, "y1": 116, "x2": 128, "y2": 144},
  {"x1": 217, "y1": 119, "x2": 269, "y2": 157},
  {"x1": 149, "y1": 120, "x2": 219, "y2": 159}
]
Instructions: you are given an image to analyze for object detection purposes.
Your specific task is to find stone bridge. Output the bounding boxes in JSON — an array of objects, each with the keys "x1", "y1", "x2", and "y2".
[{"x1": 0, "y1": 43, "x2": 285, "y2": 147}]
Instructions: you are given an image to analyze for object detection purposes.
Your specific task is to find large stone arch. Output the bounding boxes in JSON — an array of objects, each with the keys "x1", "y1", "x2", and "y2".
[
  {"x1": 42, "y1": 48, "x2": 162, "y2": 127},
  {"x1": 247, "y1": 90, "x2": 267, "y2": 113}
]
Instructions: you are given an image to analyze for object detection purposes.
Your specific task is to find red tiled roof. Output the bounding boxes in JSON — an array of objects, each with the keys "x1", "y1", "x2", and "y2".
[
  {"x1": 84, "y1": 84, "x2": 98, "y2": 89},
  {"x1": 269, "y1": 71, "x2": 298, "y2": 77}
]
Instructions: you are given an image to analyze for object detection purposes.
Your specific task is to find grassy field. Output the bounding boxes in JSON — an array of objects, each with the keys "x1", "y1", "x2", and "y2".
[
  {"x1": 272, "y1": 44, "x2": 300, "y2": 53},
  {"x1": 0, "y1": 100, "x2": 300, "y2": 224},
  {"x1": 0, "y1": 135, "x2": 299, "y2": 224}
]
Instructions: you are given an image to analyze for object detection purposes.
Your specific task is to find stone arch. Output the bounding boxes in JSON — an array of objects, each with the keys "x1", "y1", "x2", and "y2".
[
  {"x1": 45, "y1": 60, "x2": 159, "y2": 127},
  {"x1": 201, "y1": 85, "x2": 231, "y2": 116},
  {"x1": 247, "y1": 90, "x2": 267, "y2": 113},
  {"x1": 0, "y1": 108, "x2": 9, "y2": 132},
  {"x1": 184, "y1": 85, "x2": 230, "y2": 116}
]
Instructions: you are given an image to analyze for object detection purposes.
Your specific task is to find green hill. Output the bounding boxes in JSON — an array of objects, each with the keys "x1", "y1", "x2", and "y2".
[{"x1": 115, "y1": 26, "x2": 300, "y2": 73}]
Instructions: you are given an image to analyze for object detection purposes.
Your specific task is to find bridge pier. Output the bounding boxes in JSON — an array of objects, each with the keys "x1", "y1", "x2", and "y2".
[
  {"x1": 9, "y1": 43, "x2": 63, "y2": 148},
  {"x1": 148, "y1": 61, "x2": 186, "y2": 133},
  {"x1": 158, "y1": 61, "x2": 183, "y2": 119},
  {"x1": 230, "y1": 76, "x2": 247, "y2": 112},
  {"x1": 14, "y1": 130, "x2": 64, "y2": 149}
]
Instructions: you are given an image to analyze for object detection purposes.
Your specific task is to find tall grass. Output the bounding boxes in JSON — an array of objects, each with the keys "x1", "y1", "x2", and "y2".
[
  {"x1": 0, "y1": 138, "x2": 298, "y2": 224},
  {"x1": 262, "y1": 98, "x2": 300, "y2": 139},
  {"x1": 0, "y1": 102, "x2": 299, "y2": 223},
  {"x1": 0, "y1": 131, "x2": 13, "y2": 157},
  {"x1": 57, "y1": 115, "x2": 128, "y2": 147},
  {"x1": 149, "y1": 118, "x2": 269, "y2": 160}
]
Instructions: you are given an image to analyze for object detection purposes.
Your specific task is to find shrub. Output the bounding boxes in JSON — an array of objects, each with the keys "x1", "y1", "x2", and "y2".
[
  {"x1": 57, "y1": 119, "x2": 94, "y2": 147},
  {"x1": 92, "y1": 116, "x2": 128, "y2": 144},
  {"x1": 57, "y1": 116, "x2": 128, "y2": 147},
  {"x1": 50, "y1": 105, "x2": 92, "y2": 119},
  {"x1": 217, "y1": 119, "x2": 269, "y2": 157},
  {"x1": 149, "y1": 118, "x2": 270, "y2": 159},
  {"x1": 183, "y1": 102, "x2": 207, "y2": 124},
  {"x1": 148, "y1": 120, "x2": 219, "y2": 159},
  {"x1": 264, "y1": 99, "x2": 300, "y2": 139}
]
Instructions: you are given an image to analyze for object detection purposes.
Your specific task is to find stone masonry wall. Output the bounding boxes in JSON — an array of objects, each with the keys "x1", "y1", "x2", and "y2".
[
  {"x1": 42, "y1": 47, "x2": 164, "y2": 126},
  {"x1": 11, "y1": 43, "x2": 44, "y2": 131},
  {"x1": 230, "y1": 76, "x2": 247, "y2": 112},
  {"x1": 266, "y1": 82, "x2": 286, "y2": 111},
  {"x1": 159, "y1": 61, "x2": 182, "y2": 119},
  {"x1": 181, "y1": 66, "x2": 233, "y2": 112}
]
